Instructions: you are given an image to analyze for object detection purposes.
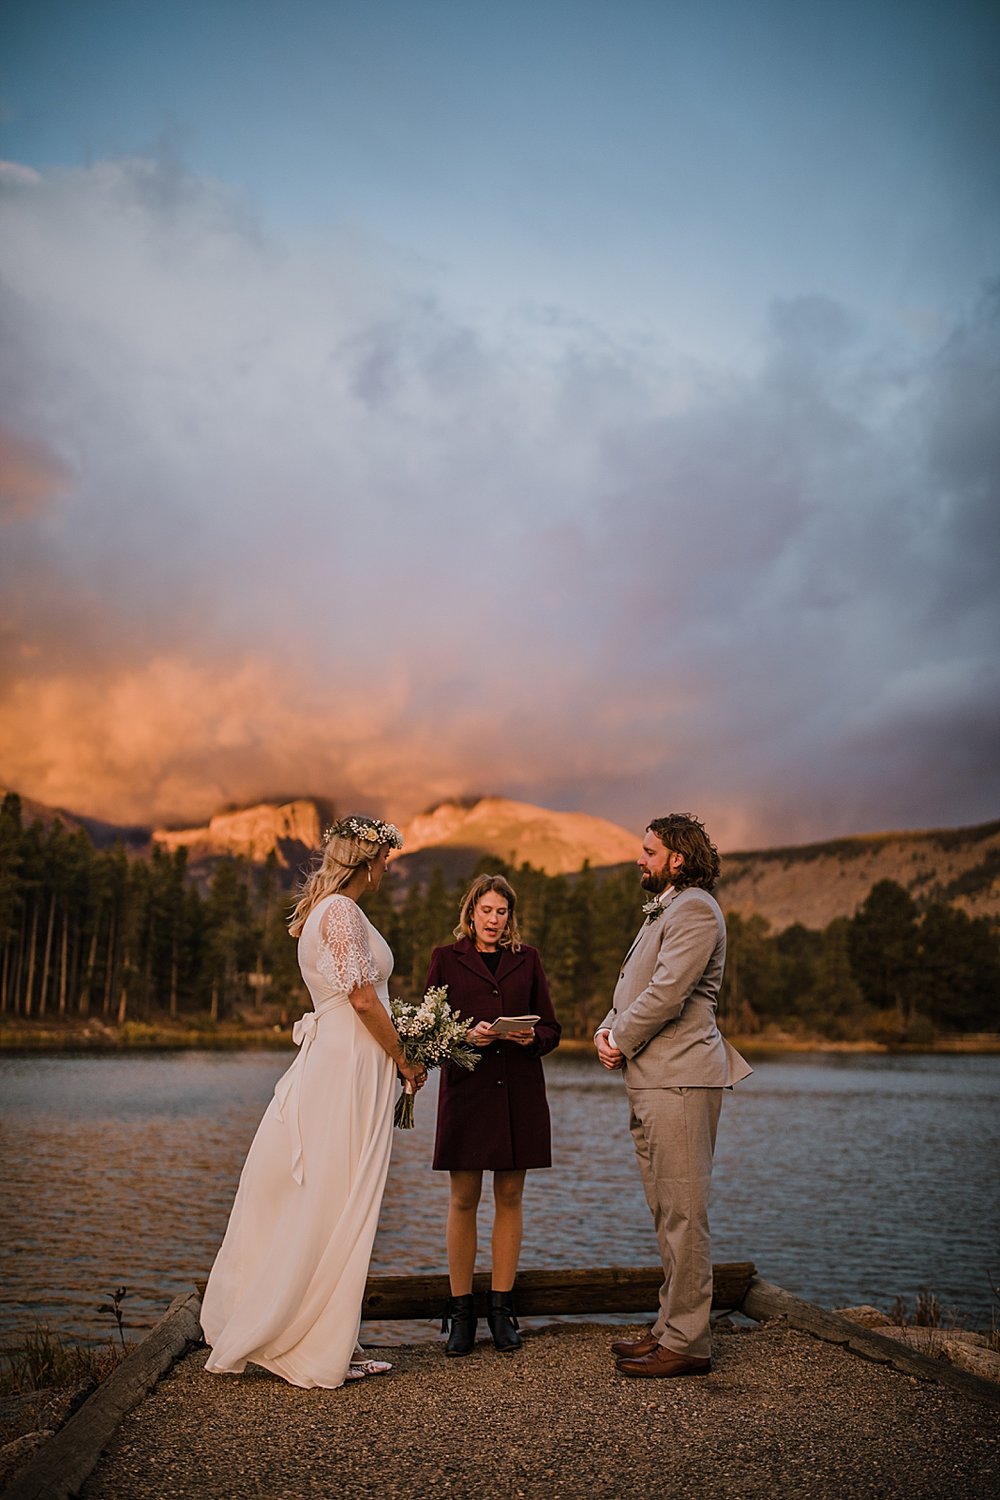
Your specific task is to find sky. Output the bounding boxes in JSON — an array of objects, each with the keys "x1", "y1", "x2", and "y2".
[{"x1": 1, "y1": 0, "x2": 998, "y2": 851}]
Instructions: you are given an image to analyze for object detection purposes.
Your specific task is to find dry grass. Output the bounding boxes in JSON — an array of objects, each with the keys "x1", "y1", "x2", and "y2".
[{"x1": 0, "y1": 1326, "x2": 129, "y2": 1398}]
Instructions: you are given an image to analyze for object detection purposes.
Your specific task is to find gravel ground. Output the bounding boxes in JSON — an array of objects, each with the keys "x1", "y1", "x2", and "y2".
[{"x1": 81, "y1": 1321, "x2": 999, "y2": 1500}]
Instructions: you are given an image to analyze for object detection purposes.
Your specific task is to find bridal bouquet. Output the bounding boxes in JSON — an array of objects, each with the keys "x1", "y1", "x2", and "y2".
[{"x1": 389, "y1": 985, "x2": 481, "y2": 1128}]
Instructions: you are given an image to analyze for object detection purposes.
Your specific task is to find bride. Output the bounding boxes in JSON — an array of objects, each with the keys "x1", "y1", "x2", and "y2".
[{"x1": 200, "y1": 815, "x2": 426, "y2": 1388}]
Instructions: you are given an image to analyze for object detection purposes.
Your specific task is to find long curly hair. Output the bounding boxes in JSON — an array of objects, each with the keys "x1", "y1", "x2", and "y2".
[
  {"x1": 647, "y1": 813, "x2": 721, "y2": 892},
  {"x1": 454, "y1": 873, "x2": 522, "y2": 951},
  {"x1": 288, "y1": 818, "x2": 391, "y2": 937}
]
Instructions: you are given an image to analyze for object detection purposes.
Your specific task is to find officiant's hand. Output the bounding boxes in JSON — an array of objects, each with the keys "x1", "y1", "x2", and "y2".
[
  {"x1": 467, "y1": 1021, "x2": 498, "y2": 1047},
  {"x1": 504, "y1": 1027, "x2": 536, "y2": 1046}
]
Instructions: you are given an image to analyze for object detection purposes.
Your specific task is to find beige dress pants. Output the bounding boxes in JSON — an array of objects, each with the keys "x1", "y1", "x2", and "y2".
[{"x1": 626, "y1": 1085, "x2": 723, "y2": 1360}]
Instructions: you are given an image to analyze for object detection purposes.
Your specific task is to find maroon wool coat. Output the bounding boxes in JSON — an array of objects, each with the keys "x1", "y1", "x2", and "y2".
[{"x1": 427, "y1": 938, "x2": 561, "y2": 1171}]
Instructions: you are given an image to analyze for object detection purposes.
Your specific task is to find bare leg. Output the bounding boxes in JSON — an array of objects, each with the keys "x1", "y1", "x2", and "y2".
[
  {"x1": 490, "y1": 1170, "x2": 526, "y2": 1291},
  {"x1": 447, "y1": 1170, "x2": 484, "y2": 1295}
]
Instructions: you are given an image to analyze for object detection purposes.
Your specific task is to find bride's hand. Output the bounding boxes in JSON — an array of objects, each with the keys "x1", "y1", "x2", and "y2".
[
  {"x1": 398, "y1": 1058, "x2": 428, "y2": 1091},
  {"x1": 467, "y1": 1021, "x2": 497, "y2": 1048}
]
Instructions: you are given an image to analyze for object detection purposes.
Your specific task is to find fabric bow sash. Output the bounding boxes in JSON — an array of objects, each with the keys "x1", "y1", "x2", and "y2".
[{"x1": 273, "y1": 1009, "x2": 319, "y2": 1185}]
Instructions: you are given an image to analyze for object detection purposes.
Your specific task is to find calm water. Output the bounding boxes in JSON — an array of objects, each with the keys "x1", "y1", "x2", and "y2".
[{"x1": 1, "y1": 1050, "x2": 998, "y2": 1347}]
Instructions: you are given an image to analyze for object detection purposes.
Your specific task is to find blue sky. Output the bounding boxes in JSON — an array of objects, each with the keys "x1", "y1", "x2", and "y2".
[
  {"x1": 1, "y1": 0, "x2": 998, "y2": 846},
  {"x1": 6, "y1": 1, "x2": 996, "y2": 357}
]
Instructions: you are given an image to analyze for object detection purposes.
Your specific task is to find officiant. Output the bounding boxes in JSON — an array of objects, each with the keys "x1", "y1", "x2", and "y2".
[{"x1": 426, "y1": 873, "x2": 561, "y2": 1357}]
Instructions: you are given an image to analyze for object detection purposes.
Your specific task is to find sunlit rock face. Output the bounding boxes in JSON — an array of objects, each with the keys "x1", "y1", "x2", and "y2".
[
  {"x1": 153, "y1": 799, "x2": 326, "y2": 865},
  {"x1": 144, "y1": 793, "x2": 639, "y2": 882},
  {"x1": 401, "y1": 796, "x2": 640, "y2": 876}
]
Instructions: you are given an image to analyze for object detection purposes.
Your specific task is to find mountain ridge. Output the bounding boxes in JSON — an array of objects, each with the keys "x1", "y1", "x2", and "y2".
[
  {"x1": 2, "y1": 787, "x2": 997, "y2": 928},
  {"x1": 153, "y1": 798, "x2": 336, "y2": 867},
  {"x1": 401, "y1": 795, "x2": 641, "y2": 874}
]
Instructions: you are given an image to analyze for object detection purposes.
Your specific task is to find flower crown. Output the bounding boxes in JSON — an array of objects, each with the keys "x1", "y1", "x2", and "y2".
[{"x1": 323, "y1": 815, "x2": 404, "y2": 850}]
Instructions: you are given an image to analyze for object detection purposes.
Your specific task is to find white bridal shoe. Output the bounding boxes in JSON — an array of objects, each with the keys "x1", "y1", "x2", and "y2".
[{"x1": 346, "y1": 1358, "x2": 393, "y2": 1380}]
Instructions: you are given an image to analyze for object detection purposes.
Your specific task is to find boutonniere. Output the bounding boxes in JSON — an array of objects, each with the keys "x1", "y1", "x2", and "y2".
[{"x1": 641, "y1": 898, "x2": 664, "y2": 925}]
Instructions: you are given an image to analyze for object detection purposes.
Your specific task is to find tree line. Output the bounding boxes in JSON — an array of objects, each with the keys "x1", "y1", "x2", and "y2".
[{"x1": 1, "y1": 793, "x2": 997, "y2": 1041}]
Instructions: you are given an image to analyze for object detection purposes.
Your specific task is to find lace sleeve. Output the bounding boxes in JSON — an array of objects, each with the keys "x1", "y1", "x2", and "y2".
[{"x1": 316, "y1": 897, "x2": 381, "y2": 994}]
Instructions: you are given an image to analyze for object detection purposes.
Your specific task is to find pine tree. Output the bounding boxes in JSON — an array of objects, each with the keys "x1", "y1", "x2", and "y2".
[
  {"x1": 204, "y1": 858, "x2": 255, "y2": 1022},
  {"x1": 916, "y1": 904, "x2": 1000, "y2": 1032},
  {"x1": 0, "y1": 794, "x2": 24, "y2": 1014},
  {"x1": 848, "y1": 880, "x2": 920, "y2": 1028}
]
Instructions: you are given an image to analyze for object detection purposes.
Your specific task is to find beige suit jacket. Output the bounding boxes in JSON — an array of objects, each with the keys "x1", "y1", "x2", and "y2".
[{"x1": 597, "y1": 887, "x2": 751, "y2": 1089}]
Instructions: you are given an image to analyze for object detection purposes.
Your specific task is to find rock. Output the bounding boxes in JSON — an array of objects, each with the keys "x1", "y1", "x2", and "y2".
[
  {"x1": 937, "y1": 1340, "x2": 1000, "y2": 1382},
  {"x1": 832, "y1": 1310, "x2": 1000, "y2": 1384},
  {"x1": 0, "y1": 1429, "x2": 55, "y2": 1488},
  {"x1": 0, "y1": 1380, "x2": 93, "y2": 1449},
  {"x1": 834, "y1": 1305, "x2": 892, "y2": 1328},
  {"x1": 863, "y1": 1325, "x2": 1000, "y2": 1382},
  {"x1": 153, "y1": 799, "x2": 326, "y2": 865},
  {"x1": 399, "y1": 797, "x2": 641, "y2": 874},
  {"x1": 875, "y1": 1326, "x2": 987, "y2": 1350}
]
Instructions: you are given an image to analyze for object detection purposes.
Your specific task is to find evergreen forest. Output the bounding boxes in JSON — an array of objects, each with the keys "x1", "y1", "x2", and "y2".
[{"x1": 1, "y1": 794, "x2": 997, "y2": 1044}]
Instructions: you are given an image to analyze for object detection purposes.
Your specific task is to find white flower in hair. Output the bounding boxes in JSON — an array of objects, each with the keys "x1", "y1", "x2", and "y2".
[{"x1": 324, "y1": 815, "x2": 404, "y2": 850}]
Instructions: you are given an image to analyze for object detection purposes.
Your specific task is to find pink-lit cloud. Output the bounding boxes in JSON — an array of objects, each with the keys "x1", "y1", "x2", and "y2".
[{"x1": 1, "y1": 159, "x2": 997, "y2": 846}]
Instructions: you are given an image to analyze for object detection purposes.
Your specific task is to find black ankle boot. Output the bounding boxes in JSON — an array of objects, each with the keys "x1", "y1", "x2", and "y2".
[
  {"x1": 487, "y1": 1290, "x2": 522, "y2": 1352},
  {"x1": 442, "y1": 1294, "x2": 477, "y2": 1357}
]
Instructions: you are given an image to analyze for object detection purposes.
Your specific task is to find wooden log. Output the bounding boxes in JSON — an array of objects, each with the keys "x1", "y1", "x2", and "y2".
[
  {"x1": 741, "y1": 1276, "x2": 1000, "y2": 1410},
  {"x1": 4, "y1": 1291, "x2": 203, "y2": 1500},
  {"x1": 361, "y1": 1262, "x2": 756, "y2": 1319}
]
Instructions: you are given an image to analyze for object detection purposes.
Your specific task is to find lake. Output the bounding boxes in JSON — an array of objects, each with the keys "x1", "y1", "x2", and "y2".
[{"x1": 1, "y1": 1049, "x2": 998, "y2": 1347}]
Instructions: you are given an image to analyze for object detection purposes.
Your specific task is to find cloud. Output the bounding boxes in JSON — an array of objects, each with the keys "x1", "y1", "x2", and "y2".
[
  {"x1": 1, "y1": 157, "x2": 998, "y2": 844},
  {"x1": 0, "y1": 429, "x2": 70, "y2": 521},
  {"x1": 0, "y1": 161, "x2": 41, "y2": 185}
]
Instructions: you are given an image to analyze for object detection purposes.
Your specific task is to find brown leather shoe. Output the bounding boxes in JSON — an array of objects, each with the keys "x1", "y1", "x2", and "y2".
[
  {"x1": 616, "y1": 1345, "x2": 712, "y2": 1379},
  {"x1": 609, "y1": 1330, "x2": 660, "y2": 1359}
]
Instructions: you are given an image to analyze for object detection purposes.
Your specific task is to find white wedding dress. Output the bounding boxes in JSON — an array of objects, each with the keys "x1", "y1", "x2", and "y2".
[{"x1": 201, "y1": 895, "x2": 396, "y2": 1388}]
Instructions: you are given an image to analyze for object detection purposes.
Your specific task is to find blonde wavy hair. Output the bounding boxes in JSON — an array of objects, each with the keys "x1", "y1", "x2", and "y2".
[
  {"x1": 288, "y1": 819, "x2": 393, "y2": 937},
  {"x1": 454, "y1": 873, "x2": 522, "y2": 951}
]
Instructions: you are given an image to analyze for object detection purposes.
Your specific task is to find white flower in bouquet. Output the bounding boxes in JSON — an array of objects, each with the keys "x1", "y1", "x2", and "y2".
[{"x1": 389, "y1": 985, "x2": 481, "y2": 1127}]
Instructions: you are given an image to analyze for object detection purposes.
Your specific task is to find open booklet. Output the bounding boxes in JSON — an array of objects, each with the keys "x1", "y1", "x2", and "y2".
[{"x1": 490, "y1": 1014, "x2": 541, "y2": 1036}]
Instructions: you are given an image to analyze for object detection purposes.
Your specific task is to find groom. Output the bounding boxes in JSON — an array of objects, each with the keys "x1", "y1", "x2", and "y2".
[{"x1": 595, "y1": 813, "x2": 751, "y2": 1378}]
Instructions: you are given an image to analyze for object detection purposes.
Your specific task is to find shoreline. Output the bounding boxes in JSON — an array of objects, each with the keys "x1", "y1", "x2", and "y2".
[{"x1": 1, "y1": 1018, "x2": 998, "y2": 1056}]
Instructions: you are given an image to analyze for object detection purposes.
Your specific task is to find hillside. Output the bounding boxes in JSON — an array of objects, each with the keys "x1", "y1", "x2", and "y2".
[
  {"x1": 717, "y1": 820, "x2": 1000, "y2": 930},
  {"x1": 0, "y1": 787, "x2": 149, "y2": 852},
  {"x1": 4, "y1": 785, "x2": 997, "y2": 929},
  {"x1": 399, "y1": 796, "x2": 640, "y2": 877}
]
